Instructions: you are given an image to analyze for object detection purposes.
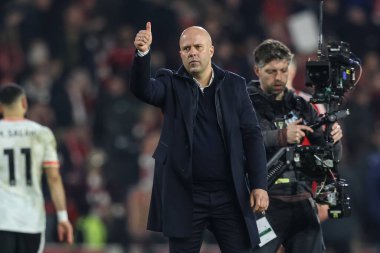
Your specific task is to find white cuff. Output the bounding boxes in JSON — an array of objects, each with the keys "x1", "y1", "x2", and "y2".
[
  {"x1": 57, "y1": 210, "x2": 69, "y2": 222},
  {"x1": 137, "y1": 48, "x2": 150, "y2": 57}
]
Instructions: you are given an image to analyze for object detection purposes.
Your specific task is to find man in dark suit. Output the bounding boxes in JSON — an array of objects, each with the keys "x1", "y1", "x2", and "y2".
[{"x1": 130, "y1": 22, "x2": 269, "y2": 253}]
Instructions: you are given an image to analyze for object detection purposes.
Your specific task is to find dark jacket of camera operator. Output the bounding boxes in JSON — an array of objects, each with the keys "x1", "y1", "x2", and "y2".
[{"x1": 249, "y1": 39, "x2": 344, "y2": 253}]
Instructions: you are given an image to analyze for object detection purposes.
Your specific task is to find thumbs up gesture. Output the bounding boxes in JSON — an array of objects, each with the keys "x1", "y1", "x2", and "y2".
[{"x1": 134, "y1": 22, "x2": 152, "y2": 53}]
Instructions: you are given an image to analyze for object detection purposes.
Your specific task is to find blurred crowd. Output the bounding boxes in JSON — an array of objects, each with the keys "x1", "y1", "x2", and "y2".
[{"x1": 0, "y1": 0, "x2": 380, "y2": 252}]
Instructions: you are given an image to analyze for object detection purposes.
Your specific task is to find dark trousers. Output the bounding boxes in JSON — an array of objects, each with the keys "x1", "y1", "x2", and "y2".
[
  {"x1": 253, "y1": 197, "x2": 325, "y2": 253},
  {"x1": 169, "y1": 188, "x2": 251, "y2": 253},
  {"x1": 0, "y1": 230, "x2": 42, "y2": 253}
]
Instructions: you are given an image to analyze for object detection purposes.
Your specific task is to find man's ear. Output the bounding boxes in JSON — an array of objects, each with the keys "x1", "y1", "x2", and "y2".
[
  {"x1": 21, "y1": 95, "x2": 28, "y2": 111},
  {"x1": 254, "y1": 66, "x2": 260, "y2": 77},
  {"x1": 209, "y1": 45, "x2": 214, "y2": 58}
]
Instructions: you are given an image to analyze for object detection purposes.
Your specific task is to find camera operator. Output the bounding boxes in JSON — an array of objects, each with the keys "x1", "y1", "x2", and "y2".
[{"x1": 249, "y1": 39, "x2": 343, "y2": 253}]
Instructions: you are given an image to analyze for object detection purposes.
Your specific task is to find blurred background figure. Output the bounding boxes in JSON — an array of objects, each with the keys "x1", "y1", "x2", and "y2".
[{"x1": 0, "y1": 84, "x2": 73, "y2": 253}]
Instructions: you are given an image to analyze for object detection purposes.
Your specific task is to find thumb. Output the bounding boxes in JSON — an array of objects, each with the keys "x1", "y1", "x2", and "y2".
[{"x1": 146, "y1": 21, "x2": 151, "y2": 33}]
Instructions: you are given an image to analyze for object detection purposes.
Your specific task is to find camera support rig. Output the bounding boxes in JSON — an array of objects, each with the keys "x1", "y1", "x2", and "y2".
[
  {"x1": 266, "y1": 0, "x2": 362, "y2": 219},
  {"x1": 267, "y1": 111, "x2": 352, "y2": 218}
]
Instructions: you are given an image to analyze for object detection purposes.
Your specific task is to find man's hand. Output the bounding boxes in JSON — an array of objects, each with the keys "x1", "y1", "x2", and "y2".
[
  {"x1": 250, "y1": 189, "x2": 269, "y2": 213},
  {"x1": 330, "y1": 122, "x2": 343, "y2": 143},
  {"x1": 58, "y1": 221, "x2": 74, "y2": 245},
  {"x1": 286, "y1": 118, "x2": 314, "y2": 144},
  {"x1": 317, "y1": 203, "x2": 329, "y2": 222},
  {"x1": 134, "y1": 22, "x2": 152, "y2": 53}
]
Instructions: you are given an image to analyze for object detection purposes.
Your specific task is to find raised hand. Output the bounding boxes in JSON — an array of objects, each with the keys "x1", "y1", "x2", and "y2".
[
  {"x1": 286, "y1": 118, "x2": 314, "y2": 144},
  {"x1": 134, "y1": 22, "x2": 152, "y2": 53}
]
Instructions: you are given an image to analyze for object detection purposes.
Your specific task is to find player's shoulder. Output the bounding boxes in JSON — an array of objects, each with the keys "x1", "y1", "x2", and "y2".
[
  {"x1": 21, "y1": 120, "x2": 55, "y2": 138},
  {"x1": 22, "y1": 119, "x2": 50, "y2": 130},
  {"x1": 0, "y1": 119, "x2": 40, "y2": 129}
]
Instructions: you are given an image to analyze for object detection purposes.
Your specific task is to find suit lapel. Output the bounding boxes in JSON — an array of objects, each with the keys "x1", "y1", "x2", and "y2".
[
  {"x1": 215, "y1": 72, "x2": 233, "y2": 141},
  {"x1": 173, "y1": 77, "x2": 195, "y2": 143}
]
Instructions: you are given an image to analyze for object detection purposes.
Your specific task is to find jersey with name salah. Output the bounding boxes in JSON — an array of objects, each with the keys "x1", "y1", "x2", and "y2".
[{"x1": 0, "y1": 119, "x2": 59, "y2": 233}]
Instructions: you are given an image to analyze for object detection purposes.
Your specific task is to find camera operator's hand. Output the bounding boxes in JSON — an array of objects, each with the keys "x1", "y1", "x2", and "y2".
[
  {"x1": 286, "y1": 118, "x2": 314, "y2": 144},
  {"x1": 317, "y1": 203, "x2": 329, "y2": 222},
  {"x1": 134, "y1": 22, "x2": 152, "y2": 53},
  {"x1": 330, "y1": 122, "x2": 343, "y2": 144}
]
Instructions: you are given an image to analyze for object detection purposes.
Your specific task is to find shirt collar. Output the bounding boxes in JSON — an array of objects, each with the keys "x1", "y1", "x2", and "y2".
[{"x1": 193, "y1": 68, "x2": 214, "y2": 92}]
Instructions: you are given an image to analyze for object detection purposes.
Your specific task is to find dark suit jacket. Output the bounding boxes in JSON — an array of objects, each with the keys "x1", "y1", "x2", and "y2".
[{"x1": 130, "y1": 52, "x2": 267, "y2": 247}]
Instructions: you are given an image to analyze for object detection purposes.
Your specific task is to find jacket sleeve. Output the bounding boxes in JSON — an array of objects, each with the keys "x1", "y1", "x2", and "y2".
[
  {"x1": 129, "y1": 52, "x2": 167, "y2": 108},
  {"x1": 238, "y1": 79, "x2": 267, "y2": 191},
  {"x1": 261, "y1": 127, "x2": 284, "y2": 148}
]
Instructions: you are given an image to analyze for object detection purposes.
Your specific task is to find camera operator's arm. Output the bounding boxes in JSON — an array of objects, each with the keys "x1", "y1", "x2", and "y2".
[
  {"x1": 259, "y1": 121, "x2": 312, "y2": 148},
  {"x1": 256, "y1": 118, "x2": 286, "y2": 148},
  {"x1": 256, "y1": 118, "x2": 295, "y2": 148}
]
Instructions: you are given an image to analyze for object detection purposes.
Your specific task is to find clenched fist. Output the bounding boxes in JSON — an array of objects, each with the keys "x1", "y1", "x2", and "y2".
[{"x1": 134, "y1": 22, "x2": 152, "y2": 53}]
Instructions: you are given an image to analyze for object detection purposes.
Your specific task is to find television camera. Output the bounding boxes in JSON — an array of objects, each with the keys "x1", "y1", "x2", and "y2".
[
  {"x1": 305, "y1": 0, "x2": 362, "y2": 106},
  {"x1": 305, "y1": 41, "x2": 361, "y2": 105},
  {"x1": 267, "y1": 0, "x2": 362, "y2": 219}
]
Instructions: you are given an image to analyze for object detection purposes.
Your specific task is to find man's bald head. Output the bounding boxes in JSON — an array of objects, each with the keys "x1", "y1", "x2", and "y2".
[{"x1": 179, "y1": 26, "x2": 212, "y2": 47}]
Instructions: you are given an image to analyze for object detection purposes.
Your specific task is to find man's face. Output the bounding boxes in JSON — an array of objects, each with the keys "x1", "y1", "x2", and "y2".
[
  {"x1": 179, "y1": 28, "x2": 214, "y2": 78},
  {"x1": 255, "y1": 59, "x2": 290, "y2": 100}
]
